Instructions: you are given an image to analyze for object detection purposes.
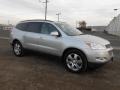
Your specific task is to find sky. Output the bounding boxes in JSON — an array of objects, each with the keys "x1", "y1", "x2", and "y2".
[{"x1": 0, "y1": 0, "x2": 120, "y2": 26}]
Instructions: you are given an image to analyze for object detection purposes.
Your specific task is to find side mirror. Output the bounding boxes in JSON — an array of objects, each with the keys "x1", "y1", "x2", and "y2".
[{"x1": 50, "y1": 31, "x2": 60, "y2": 37}]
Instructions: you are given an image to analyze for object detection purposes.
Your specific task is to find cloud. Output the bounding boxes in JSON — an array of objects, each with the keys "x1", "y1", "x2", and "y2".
[{"x1": 0, "y1": 0, "x2": 120, "y2": 26}]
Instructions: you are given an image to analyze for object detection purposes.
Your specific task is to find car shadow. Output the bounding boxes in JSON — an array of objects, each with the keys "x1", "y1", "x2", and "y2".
[{"x1": 7, "y1": 49, "x2": 109, "y2": 74}]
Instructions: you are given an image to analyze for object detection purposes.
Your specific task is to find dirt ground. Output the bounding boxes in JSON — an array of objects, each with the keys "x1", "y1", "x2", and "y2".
[{"x1": 0, "y1": 37, "x2": 120, "y2": 90}]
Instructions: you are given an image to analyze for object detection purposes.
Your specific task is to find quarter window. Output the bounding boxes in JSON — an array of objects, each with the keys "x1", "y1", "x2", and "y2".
[{"x1": 16, "y1": 23, "x2": 27, "y2": 31}]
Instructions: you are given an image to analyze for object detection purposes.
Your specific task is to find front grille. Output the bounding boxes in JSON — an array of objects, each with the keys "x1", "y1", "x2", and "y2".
[{"x1": 106, "y1": 44, "x2": 111, "y2": 48}]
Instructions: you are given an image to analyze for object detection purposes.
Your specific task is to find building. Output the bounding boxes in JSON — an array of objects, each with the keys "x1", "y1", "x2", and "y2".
[
  {"x1": 3, "y1": 24, "x2": 13, "y2": 30},
  {"x1": 0, "y1": 24, "x2": 13, "y2": 30},
  {"x1": 87, "y1": 26, "x2": 106, "y2": 32},
  {"x1": 106, "y1": 15, "x2": 120, "y2": 36}
]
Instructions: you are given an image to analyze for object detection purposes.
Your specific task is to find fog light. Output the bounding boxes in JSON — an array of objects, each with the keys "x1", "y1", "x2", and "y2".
[{"x1": 96, "y1": 57, "x2": 107, "y2": 61}]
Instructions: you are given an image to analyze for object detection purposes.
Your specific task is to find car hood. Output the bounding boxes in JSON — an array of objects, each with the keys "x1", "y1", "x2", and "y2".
[{"x1": 72, "y1": 34, "x2": 110, "y2": 45}]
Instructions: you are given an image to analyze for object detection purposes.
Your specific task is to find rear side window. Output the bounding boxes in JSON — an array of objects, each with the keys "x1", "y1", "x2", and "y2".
[
  {"x1": 16, "y1": 23, "x2": 27, "y2": 31},
  {"x1": 27, "y1": 22, "x2": 43, "y2": 33}
]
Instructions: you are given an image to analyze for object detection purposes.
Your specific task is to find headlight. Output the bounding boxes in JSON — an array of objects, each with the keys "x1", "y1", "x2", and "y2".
[{"x1": 86, "y1": 42, "x2": 106, "y2": 50}]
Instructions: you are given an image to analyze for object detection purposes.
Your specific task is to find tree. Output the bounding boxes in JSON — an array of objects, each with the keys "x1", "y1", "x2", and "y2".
[{"x1": 79, "y1": 21, "x2": 87, "y2": 29}]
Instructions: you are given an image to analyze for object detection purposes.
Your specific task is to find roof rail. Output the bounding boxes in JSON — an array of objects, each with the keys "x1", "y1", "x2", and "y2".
[{"x1": 20, "y1": 19, "x2": 54, "y2": 23}]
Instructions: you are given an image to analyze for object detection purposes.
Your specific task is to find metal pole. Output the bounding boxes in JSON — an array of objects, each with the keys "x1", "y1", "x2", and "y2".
[
  {"x1": 56, "y1": 13, "x2": 61, "y2": 22},
  {"x1": 45, "y1": 0, "x2": 47, "y2": 20},
  {"x1": 39, "y1": 0, "x2": 49, "y2": 20},
  {"x1": 113, "y1": 9, "x2": 118, "y2": 35},
  {"x1": 114, "y1": 9, "x2": 118, "y2": 18}
]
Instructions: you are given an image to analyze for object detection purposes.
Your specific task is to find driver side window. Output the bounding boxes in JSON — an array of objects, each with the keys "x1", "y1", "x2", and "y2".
[{"x1": 40, "y1": 23, "x2": 58, "y2": 35}]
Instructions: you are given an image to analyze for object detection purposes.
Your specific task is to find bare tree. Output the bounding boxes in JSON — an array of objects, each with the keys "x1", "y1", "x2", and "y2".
[{"x1": 79, "y1": 21, "x2": 87, "y2": 29}]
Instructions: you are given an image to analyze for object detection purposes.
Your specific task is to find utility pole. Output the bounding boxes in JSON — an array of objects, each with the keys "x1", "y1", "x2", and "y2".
[
  {"x1": 44, "y1": 0, "x2": 48, "y2": 20},
  {"x1": 114, "y1": 9, "x2": 118, "y2": 18},
  {"x1": 39, "y1": 0, "x2": 49, "y2": 20},
  {"x1": 56, "y1": 13, "x2": 61, "y2": 22}
]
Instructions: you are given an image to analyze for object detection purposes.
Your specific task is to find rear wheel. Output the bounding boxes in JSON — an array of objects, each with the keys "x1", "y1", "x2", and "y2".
[
  {"x1": 63, "y1": 50, "x2": 87, "y2": 73},
  {"x1": 13, "y1": 41, "x2": 24, "y2": 56}
]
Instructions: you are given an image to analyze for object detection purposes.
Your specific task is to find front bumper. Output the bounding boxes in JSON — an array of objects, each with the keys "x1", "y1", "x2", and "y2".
[
  {"x1": 87, "y1": 57, "x2": 113, "y2": 68},
  {"x1": 84, "y1": 47, "x2": 114, "y2": 64}
]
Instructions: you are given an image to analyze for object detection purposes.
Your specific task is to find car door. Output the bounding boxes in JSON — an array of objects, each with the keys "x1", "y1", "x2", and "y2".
[
  {"x1": 23, "y1": 22, "x2": 43, "y2": 50},
  {"x1": 39, "y1": 22, "x2": 63, "y2": 55}
]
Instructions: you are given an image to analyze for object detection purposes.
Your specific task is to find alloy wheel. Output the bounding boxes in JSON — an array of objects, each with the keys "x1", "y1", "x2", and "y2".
[{"x1": 66, "y1": 53, "x2": 83, "y2": 71}]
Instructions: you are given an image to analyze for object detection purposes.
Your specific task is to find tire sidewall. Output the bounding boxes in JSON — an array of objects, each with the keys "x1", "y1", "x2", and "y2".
[
  {"x1": 13, "y1": 41, "x2": 24, "y2": 57},
  {"x1": 63, "y1": 50, "x2": 87, "y2": 73}
]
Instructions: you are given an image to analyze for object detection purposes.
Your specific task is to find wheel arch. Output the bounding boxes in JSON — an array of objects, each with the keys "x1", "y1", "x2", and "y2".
[
  {"x1": 62, "y1": 47, "x2": 88, "y2": 61},
  {"x1": 12, "y1": 39, "x2": 22, "y2": 46}
]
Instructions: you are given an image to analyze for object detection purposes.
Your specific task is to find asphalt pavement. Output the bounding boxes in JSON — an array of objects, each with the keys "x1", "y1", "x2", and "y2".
[{"x1": 0, "y1": 30, "x2": 120, "y2": 90}]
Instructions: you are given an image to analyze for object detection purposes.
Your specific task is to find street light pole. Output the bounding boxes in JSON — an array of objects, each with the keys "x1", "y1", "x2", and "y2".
[
  {"x1": 114, "y1": 9, "x2": 118, "y2": 18},
  {"x1": 113, "y1": 9, "x2": 118, "y2": 35},
  {"x1": 56, "y1": 13, "x2": 61, "y2": 22}
]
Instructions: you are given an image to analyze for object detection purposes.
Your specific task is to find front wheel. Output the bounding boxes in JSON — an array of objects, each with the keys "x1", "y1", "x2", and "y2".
[
  {"x1": 63, "y1": 50, "x2": 87, "y2": 73},
  {"x1": 13, "y1": 41, "x2": 24, "y2": 57}
]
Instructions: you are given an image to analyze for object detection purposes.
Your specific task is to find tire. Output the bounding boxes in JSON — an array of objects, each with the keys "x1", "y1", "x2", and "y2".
[
  {"x1": 12, "y1": 41, "x2": 24, "y2": 57},
  {"x1": 63, "y1": 49, "x2": 87, "y2": 73}
]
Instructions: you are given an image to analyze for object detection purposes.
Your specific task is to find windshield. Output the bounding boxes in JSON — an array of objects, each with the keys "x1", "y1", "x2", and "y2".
[{"x1": 55, "y1": 22, "x2": 83, "y2": 36}]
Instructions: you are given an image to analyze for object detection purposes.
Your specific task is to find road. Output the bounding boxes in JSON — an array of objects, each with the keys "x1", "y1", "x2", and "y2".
[{"x1": 0, "y1": 30, "x2": 120, "y2": 90}]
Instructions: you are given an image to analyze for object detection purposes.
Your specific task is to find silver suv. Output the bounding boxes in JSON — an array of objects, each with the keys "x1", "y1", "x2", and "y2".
[{"x1": 10, "y1": 20, "x2": 114, "y2": 73}]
